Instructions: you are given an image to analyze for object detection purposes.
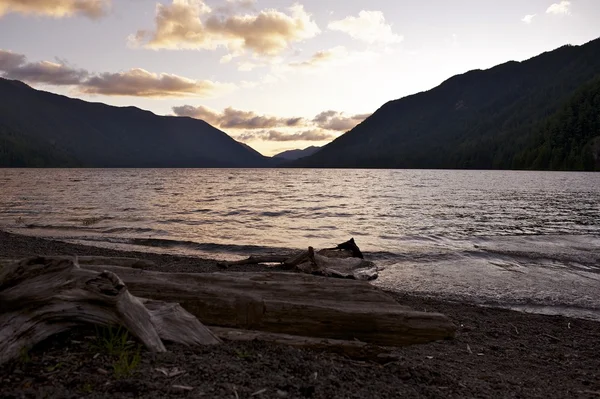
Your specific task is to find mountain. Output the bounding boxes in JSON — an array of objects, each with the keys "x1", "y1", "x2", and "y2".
[
  {"x1": 0, "y1": 78, "x2": 269, "y2": 167},
  {"x1": 294, "y1": 38, "x2": 600, "y2": 171},
  {"x1": 273, "y1": 146, "x2": 321, "y2": 161}
]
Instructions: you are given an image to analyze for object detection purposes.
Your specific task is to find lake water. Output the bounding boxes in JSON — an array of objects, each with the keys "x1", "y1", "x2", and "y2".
[{"x1": 1, "y1": 169, "x2": 599, "y2": 320}]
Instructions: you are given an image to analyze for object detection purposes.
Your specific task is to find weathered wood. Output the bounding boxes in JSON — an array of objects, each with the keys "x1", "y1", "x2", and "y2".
[
  {"x1": 218, "y1": 255, "x2": 289, "y2": 268},
  {"x1": 0, "y1": 257, "x2": 220, "y2": 365},
  {"x1": 283, "y1": 249, "x2": 310, "y2": 267},
  {"x1": 76, "y1": 256, "x2": 157, "y2": 269},
  {"x1": 210, "y1": 327, "x2": 400, "y2": 363},
  {"x1": 218, "y1": 238, "x2": 367, "y2": 276},
  {"x1": 80, "y1": 264, "x2": 456, "y2": 347},
  {"x1": 307, "y1": 248, "x2": 379, "y2": 281},
  {"x1": 218, "y1": 242, "x2": 376, "y2": 280}
]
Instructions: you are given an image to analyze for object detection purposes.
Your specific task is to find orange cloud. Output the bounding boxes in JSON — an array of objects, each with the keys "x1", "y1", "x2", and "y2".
[
  {"x1": 313, "y1": 110, "x2": 370, "y2": 131},
  {"x1": 173, "y1": 105, "x2": 305, "y2": 129},
  {"x1": 289, "y1": 46, "x2": 349, "y2": 68},
  {"x1": 236, "y1": 129, "x2": 334, "y2": 142},
  {"x1": 0, "y1": 49, "x2": 234, "y2": 98},
  {"x1": 81, "y1": 69, "x2": 234, "y2": 98},
  {"x1": 131, "y1": 0, "x2": 320, "y2": 58},
  {"x1": 0, "y1": 0, "x2": 110, "y2": 19},
  {"x1": 173, "y1": 105, "x2": 370, "y2": 140},
  {"x1": 0, "y1": 49, "x2": 87, "y2": 85}
]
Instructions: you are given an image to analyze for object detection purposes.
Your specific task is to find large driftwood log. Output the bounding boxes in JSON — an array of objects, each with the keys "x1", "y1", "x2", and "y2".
[
  {"x1": 0, "y1": 257, "x2": 220, "y2": 365},
  {"x1": 78, "y1": 264, "x2": 456, "y2": 347}
]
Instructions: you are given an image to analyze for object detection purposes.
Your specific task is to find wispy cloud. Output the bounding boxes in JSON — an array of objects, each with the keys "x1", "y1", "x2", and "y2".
[
  {"x1": 0, "y1": 0, "x2": 111, "y2": 19},
  {"x1": 546, "y1": 1, "x2": 571, "y2": 15},
  {"x1": 0, "y1": 49, "x2": 88, "y2": 85},
  {"x1": 313, "y1": 110, "x2": 370, "y2": 131},
  {"x1": 81, "y1": 69, "x2": 234, "y2": 97},
  {"x1": 328, "y1": 10, "x2": 403, "y2": 45},
  {"x1": 0, "y1": 49, "x2": 234, "y2": 98},
  {"x1": 173, "y1": 105, "x2": 305, "y2": 129},
  {"x1": 521, "y1": 14, "x2": 537, "y2": 24},
  {"x1": 289, "y1": 46, "x2": 348, "y2": 68},
  {"x1": 173, "y1": 105, "x2": 370, "y2": 141},
  {"x1": 130, "y1": 0, "x2": 320, "y2": 59},
  {"x1": 236, "y1": 129, "x2": 334, "y2": 142}
]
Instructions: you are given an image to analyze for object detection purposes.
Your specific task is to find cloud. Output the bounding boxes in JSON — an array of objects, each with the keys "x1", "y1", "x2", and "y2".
[
  {"x1": 174, "y1": 105, "x2": 370, "y2": 135},
  {"x1": 289, "y1": 46, "x2": 348, "y2": 68},
  {"x1": 173, "y1": 105, "x2": 305, "y2": 129},
  {"x1": 546, "y1": 1, "x2": 571, "y2": 15},
  {"x1": 0, "y1": 49, "x2": 88, "y2": 85},
  {"x1": 236, "y1": 129, "x2": 334, "y2": 142},
  {"x1": 81, "y1": 69, "x2": 234, "y2": 97},
  {"x1": 521, "y1": 14, "x2": 536, "y2": 24},
  {"x1": 0, "y1": 49, "x2": 234, "y2": 98},
  {"x1": 131, "y1": 0, "x2": 320, "y2": 58},
  {"x1": 0, "y1": 49, "x2": 26, "y2": 70},
  {"x1": 0, "y1": 0, "x2": 111, "y2": 19},
  {"x1": 313, "y1": 110, "x2": 369, "y2": 131},
  {"x1": 328, "y1": 10, "x2": 402, "y2": 45}
]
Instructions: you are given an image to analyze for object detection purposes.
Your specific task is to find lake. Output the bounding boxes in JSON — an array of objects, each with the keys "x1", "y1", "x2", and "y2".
[{"x1": 1, "y1": 168, "x2": 599, "y2": 319}]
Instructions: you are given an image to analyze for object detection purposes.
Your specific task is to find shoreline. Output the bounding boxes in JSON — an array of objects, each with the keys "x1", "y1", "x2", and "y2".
[{"x1": 1, "y1": 230, "x2": 600, "y2": 398}]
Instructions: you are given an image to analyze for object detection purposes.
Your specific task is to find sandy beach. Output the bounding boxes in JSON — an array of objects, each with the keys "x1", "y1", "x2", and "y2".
[{"x1": 1, "y1": 230, "x2": 599, "y2": 398}]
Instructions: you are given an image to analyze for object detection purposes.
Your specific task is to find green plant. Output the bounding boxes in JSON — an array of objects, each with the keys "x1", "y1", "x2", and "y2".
[
  {"x1": 234, "y1": 349, "x2": 253, "y2": 360},
  {"x1": 18, "y1": 346, "x2": 31, "y2": 364},
  {"x1": 112, "y1": 348, "x2": 141, "y2": 379},
  {"x1": 94, "y1": 325, "x2": 142, "y2": 378},
  {"x1": 94, "y1": 325, "x2": 133, "y2": 356}
]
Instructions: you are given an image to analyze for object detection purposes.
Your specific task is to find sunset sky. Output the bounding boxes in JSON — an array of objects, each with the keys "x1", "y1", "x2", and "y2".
[{"x1": 1, "y1": 0, "x2": 599, "y2": 156}]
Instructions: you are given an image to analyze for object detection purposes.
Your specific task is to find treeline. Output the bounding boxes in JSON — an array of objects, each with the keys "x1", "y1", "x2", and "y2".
[
  {"x1": 0, "y1": 124, "x2": 81, "y2": 167},
  {"x1": 513, "y1": 79, "x2": 600, "y2": 171}
]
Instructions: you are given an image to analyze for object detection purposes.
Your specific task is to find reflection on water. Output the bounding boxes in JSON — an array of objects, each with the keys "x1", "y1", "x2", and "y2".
[{"x1": 1, "y1": 168, "x2": 599, "y2": 319}]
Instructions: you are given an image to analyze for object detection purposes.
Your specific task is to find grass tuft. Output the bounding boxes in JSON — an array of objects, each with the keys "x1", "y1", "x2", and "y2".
[{"x1": 94, "y1": 325, "x2": 142, "y2": 378}]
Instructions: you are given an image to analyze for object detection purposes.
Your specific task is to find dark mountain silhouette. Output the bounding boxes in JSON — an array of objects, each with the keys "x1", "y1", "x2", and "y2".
[
  {"x1": 273, "y1": 146, "x2": 321, "y2": 161},
  {"x1": 293, "y1": 38, "x2": 600, "y2": 171},
  {"x1": 0, "y1": 78, "x2": 269, "y2": 167}
]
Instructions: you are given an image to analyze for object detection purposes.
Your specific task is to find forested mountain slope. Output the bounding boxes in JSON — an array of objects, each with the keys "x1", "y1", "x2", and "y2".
[{"x1": 294, "y1": 38, "x2": 600, "y2": 170}]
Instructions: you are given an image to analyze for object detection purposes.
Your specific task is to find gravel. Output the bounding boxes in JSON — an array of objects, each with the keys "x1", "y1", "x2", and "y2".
[{"x1": 1, "y1": 230, "x2": 599, "y2": 398}]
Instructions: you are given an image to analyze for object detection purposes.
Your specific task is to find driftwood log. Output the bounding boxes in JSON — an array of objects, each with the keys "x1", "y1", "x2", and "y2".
[
  {"x1": 218, "y1": 238, "x2": 378, "y2": 280},
  {"x1": 76, "y1": 264, "x2": 455, "y2": 347},
  {"x1": 0, "y1": 255, "x2": 456, "y2": 365},
  {"x1": 0, "y1": 257, "x2": 220, "y2": 365}
]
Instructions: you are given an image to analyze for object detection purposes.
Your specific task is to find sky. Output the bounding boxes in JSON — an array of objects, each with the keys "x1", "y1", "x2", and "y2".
[{"x1": 1, "y1": 0, "x2": 599, "y2": 156}]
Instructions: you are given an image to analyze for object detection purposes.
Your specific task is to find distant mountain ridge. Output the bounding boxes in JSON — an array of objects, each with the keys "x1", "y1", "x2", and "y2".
[
  {"x1": 293, "y1": 38, "x2": 600, "y2": 171},
  {"x1": 273, "y1": 146, "x2": 321, "y2": 161},
  {"x1": 0, "y1": 78, "x2": 269, "y2": 167}
]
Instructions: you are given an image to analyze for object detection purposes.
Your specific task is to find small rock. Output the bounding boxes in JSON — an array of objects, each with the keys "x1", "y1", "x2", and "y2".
[
  {"x1": 13, "y1": 369, "x2": 23, "y2": 375},
  {"x1": 277, "y1": 390, "x2": 288, "y2": 398}
]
